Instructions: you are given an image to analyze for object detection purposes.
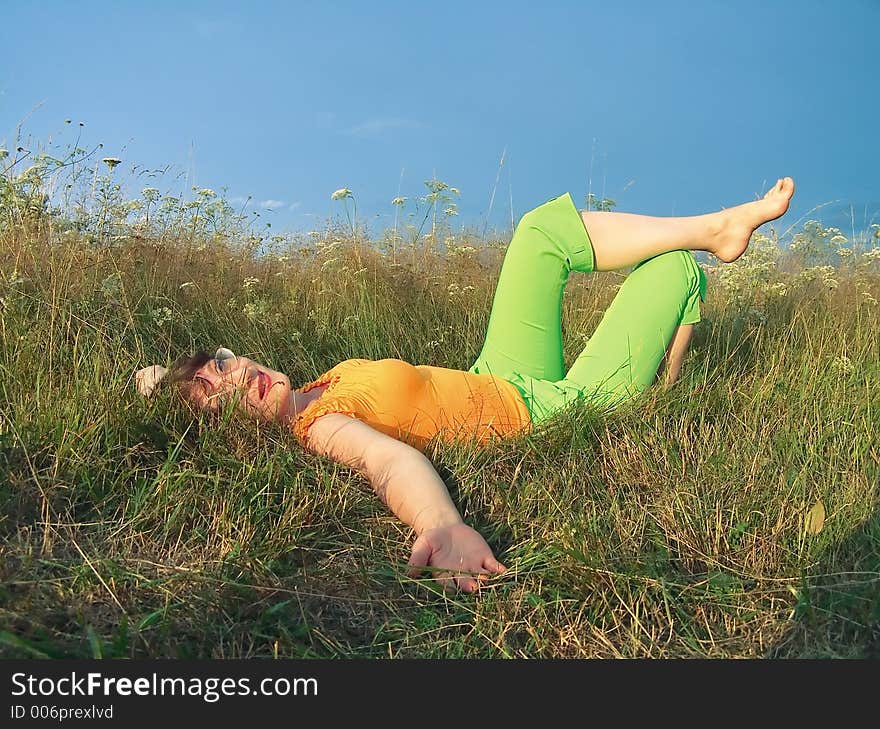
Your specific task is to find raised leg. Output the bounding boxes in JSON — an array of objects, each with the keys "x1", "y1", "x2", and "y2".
[
  {"x1": 469, "y1": 177, "x2": 794, "y2": 392},
  {"x1": 582, "y1": 177, "x2": 795, "y2": 270}
]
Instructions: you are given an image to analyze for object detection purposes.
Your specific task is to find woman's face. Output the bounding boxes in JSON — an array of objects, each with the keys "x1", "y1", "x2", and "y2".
[{"x1": 188, "y1": 348, "x2": 292, "y2": 423}]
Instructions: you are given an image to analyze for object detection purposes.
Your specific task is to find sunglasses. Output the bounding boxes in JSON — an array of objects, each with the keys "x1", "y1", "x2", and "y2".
[
  {"x1": 200, "y1": 347, "x2": 238, "y2": 405},
  {"x1": 214, "y1": 346, "x2": 237, "y2": 373}
]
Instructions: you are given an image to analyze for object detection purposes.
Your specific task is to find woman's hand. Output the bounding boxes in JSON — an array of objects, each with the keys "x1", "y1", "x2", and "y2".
[{"x1": 407, "y1": 523, "x2": 507, "y2": 593}]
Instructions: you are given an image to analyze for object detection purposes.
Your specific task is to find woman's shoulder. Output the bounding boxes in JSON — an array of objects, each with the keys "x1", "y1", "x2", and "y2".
[
  {"x1": 299, "y1": 357, "x2": 418, "y2": 394},
  {"x1": 307, "y1": 357, "x2": 373, "y2": 380},
  {"x1": 336, "y1": 357, "x2": 420, "y2": 375}
]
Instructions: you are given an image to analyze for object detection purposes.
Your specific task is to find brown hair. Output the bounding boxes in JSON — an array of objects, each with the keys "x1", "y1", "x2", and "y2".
[{"x1": 153, "y1": 350, "x2": 215, "y2": 409}]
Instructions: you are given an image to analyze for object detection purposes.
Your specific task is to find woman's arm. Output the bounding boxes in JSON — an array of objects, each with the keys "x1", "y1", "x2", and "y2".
[
  {"x1": 659, "y1": 323, "x2": 694, "y2": 388},
  {"x1": 369, "y1": 447, "x2": 464, "y2": 533},
  {"x1": 303, "y1": 413, "x2": 460, "y2": 531},
  {"x1": 304, "y1": 413, "x2": 506, "y2": 591}
]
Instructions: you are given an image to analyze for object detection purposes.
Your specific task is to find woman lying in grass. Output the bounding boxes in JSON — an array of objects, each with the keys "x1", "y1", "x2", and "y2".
[{"x1": 136, "y1": 177, "x2": 795, "y2": 593}]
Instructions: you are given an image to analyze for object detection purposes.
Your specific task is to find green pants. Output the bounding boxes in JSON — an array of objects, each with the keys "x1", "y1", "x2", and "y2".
[{"x1": 468, "y1": 192, "x2": 708, "y2": 423}]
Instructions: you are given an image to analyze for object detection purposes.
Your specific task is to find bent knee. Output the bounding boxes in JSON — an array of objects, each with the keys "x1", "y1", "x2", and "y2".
[{"x1": 634, "y1": 250, "x2": 704, "y2": 300}]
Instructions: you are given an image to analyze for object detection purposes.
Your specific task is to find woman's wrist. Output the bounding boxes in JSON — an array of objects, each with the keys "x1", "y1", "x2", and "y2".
[{"x1": 413, "y1": 508, "x2": 464, "y2": 535}]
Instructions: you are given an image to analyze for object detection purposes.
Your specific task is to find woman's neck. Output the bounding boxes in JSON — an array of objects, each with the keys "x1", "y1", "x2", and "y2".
[{"x1": 282, "y1": 385, "x2": 327, "y2": 423}]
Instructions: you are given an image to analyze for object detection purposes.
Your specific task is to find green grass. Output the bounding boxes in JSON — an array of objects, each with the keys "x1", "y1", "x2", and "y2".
[{"x1": 1, "y1": 203, "x2": 878, "y2": 659}]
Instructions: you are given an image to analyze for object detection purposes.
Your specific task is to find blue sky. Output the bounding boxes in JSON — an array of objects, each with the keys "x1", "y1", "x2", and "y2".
[{"x1": 2, "y1": 0, "x2": 878, "y2": 238}]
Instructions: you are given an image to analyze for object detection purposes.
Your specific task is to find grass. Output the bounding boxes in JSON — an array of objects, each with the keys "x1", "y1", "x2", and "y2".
[{"x1": 0, "y1": 192, "x2": 878, "y2": 659}]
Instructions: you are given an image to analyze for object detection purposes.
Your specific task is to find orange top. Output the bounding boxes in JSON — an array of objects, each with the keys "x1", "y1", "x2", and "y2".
[{"x1": 290, "y1": 358, "x2": 532, "y2": 452}]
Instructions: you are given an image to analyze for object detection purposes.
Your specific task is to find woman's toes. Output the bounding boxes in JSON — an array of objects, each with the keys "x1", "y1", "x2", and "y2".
[{"x1": 779, "y1": 177, "x2": 795, "y2": 201}]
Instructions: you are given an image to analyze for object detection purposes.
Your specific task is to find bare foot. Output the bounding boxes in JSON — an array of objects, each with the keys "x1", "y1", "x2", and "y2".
[{"x1": 711, "y1": 177, "x2": 795, "y2": 262}]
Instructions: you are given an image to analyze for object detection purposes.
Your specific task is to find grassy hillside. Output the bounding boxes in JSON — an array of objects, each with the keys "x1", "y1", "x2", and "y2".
[{"x1": 1, "y1": 153, "x2": 878, "y2": 658}]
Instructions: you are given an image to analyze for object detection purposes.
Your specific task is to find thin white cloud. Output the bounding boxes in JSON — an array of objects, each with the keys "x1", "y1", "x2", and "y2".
[
  {"x1": 228, "y1": 196, "x2": 250, "y2": 206},
  {"x1": 260, "y1": 199, "x2": 286, "y2": 211},
  {"x1": 344, "y1": 118, "x2": 419, "y2": 138},
  {"x1": 288, "y1": 201, "x2": 302, "y2": 211}
]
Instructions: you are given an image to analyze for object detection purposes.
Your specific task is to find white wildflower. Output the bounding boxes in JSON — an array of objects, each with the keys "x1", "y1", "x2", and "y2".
[
  {"x1": 391, "y1": 196, "x2": 407, "y2": 206},
  {"x1": 102, "y1": 157, "x2": 122, "y2": 170},
  {"x1": 242, "y1": 276, "x2": 260, "y2": 290},
  {"x1": 150, "y1": 306, "x2": 173, "y2": 327},
  {"x1": 331, "y1": 188, "x2": 352, "y2": 200},
  {"x1": 832, "y1": 355, "x2": 854, "y2": 375}
]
